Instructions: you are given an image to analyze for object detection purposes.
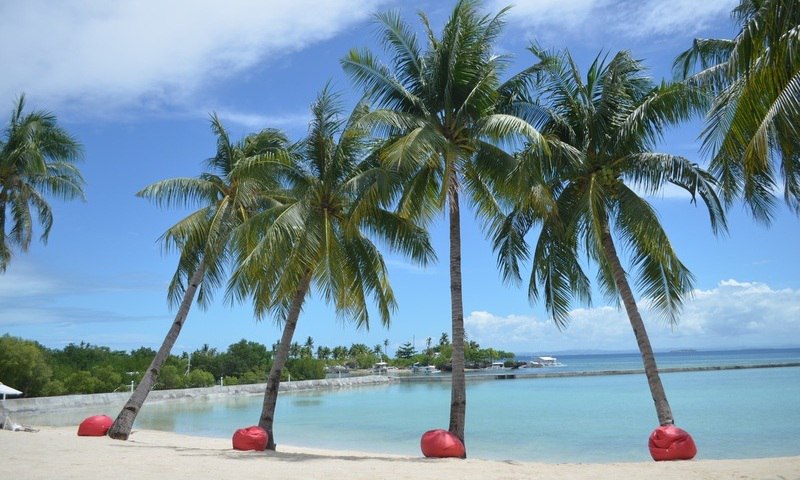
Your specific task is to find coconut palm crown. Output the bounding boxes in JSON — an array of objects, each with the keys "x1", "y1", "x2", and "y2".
[
  {"x1": 0, "y1": 95, "x2": 84, "y2": 272},
  {"x1": 107, "y1": 116, "x2": 291, "y2": 440},
  {"x1": 674, "y1": 0, "x2": 800, "y2": 221},
  {"x1": 341, "y1": 0, "x2": 546, "y2": 452},
  {"x1": 227, "y1": 87, "x2": 434, "y2": 450},
  {"x1": 493, "y1": 47, "x2": 726, "y2": 427}
]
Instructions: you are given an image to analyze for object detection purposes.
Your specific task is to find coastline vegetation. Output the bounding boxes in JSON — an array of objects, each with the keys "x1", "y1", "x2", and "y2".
[{"x1": 0, "y1": 333, "x2": 514, "y2": 398}]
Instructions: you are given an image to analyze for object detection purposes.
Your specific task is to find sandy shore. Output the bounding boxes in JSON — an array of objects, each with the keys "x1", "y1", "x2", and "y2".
[{"x1": 2, "y1": 426, "x2": 798, "y2": 480}]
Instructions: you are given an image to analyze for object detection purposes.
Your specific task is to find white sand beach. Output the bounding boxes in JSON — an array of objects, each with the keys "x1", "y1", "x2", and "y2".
[{"x1": 2, "y1": 426, "x2": 798, "y2": 480}]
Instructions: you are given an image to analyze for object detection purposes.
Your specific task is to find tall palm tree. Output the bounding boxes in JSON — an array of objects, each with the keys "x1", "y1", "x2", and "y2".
[
  {"x1": 0, "y1": 95, "x2": 84, "y2": 272},
  {"x1": 228, "y1": 87, "x2": 434, "y2": 450},
  {"x1": 107, "y1": 116, "x2": 290, "y2": 440},
  {"x1": 493, "y1": 47, "x2": 726, "y2": 432},
  {"x1": 674, "y1": 0, "x2": 800, "y2": 221},
  {"x1": 341, "y1": 0, "x2": 543, "y2": 451}
]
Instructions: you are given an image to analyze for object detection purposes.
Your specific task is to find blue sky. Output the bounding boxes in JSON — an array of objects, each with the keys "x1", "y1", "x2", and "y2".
[{"x1": 1, "y1": 0, "x2": 798, "y2": 356}]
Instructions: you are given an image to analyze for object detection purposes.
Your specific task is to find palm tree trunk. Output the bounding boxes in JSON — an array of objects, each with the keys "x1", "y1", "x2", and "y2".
[
  {"x1": 447, "y1": 184, "x2": 467, "y2": 456},
  {"x1": 0, "y1": 195, "x2": 9, "y2": 270},
  {"x1": 258, "y1": 272, "x2": 312, "y2": 450},
  {"x1": 599, "y1": 221, "x2": 674, "y2": 426},
  {"x1": 108, "y1": 263, "x2": 206, "y2": 440}
]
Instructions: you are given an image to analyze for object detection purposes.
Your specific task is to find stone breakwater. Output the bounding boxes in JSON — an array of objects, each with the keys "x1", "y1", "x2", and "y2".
[{"x1": 2, "y1": 375, "x2": 393, "y2": 415}]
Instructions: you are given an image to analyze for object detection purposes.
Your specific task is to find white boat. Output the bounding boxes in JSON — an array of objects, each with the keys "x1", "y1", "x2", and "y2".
[
  {"x1": 412, "y1": 363, "x2": 440, "y2": 374},
  {"x1": 372, "y1": 362, "x2": 388, "y2": 374},
  {"x1": 489, "y1": 361, "x2": 505, "y2": 369},
  {"x1": 528, "y1": 356, "x2": 563, "y2": 367}
]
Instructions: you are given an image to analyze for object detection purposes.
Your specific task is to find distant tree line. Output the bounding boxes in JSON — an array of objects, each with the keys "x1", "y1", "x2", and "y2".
[{"x1": 0, "y1": 333, "x2": 515, "y2": 397}]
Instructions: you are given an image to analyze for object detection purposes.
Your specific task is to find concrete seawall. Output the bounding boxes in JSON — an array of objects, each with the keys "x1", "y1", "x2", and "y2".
[{"x1": 2, "y1": 375, "x2": 392, "y2": 415}]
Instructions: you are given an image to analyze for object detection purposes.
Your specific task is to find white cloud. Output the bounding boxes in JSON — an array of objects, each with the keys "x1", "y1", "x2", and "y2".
[
  {"x1": 492, "y1": 0, "x2": 599, "y2": 29},
  {"x1": 0, "y1": 265, "x2": 62, "y2": 298},
  {"x1": 215, "y1": 110, "x2": 311, "y2": 130},
  {"x1": 613, "y1": 0, "x2": 736, "y2": 38},
  {"x1": 0, "y1": 0, "x2": 388, "y2": 116},
  {"x1": 497, "y1": 0, "x2": 736, "y2": 40},
  {"x1": 466, "y1": 279, "x2": 800, "y2": 352}
]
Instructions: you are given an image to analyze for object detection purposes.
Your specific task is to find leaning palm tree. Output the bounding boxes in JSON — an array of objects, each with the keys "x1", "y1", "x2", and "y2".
[
  {"x1": 0, "y1": 95, "x2": 84, "y2": 272},
  {"x1": 228, "y1": 87, "x2": 434, "y2": 450},
  {"x1": 107, "y1": 116, "x2": 290, "y2": 440},
  {"x1": 341, "y1": 0, "x2": 544, "y2": 452},
  {"x1": 492, "y1": 47, "x2": 726, "y2": 442},
  {"x1": 674, "y1": 0, "x2": 800, "y2": 221}
]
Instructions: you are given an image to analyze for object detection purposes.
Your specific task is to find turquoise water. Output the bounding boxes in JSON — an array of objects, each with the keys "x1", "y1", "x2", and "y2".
[
  {"x1": 123, "y1": 349, "x2": 800, "y2": 462},
  {"x1": 31, "y1": 349, "x2": 800, "y2": 462}
]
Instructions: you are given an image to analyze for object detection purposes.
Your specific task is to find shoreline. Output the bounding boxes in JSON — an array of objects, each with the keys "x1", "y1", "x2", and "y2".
[
  {"x1": 5, "y1": 362, "x2": 798, "y2": 416},
  {"x1": 1, "y1": 426, "x2": 798, "y2": 480}
]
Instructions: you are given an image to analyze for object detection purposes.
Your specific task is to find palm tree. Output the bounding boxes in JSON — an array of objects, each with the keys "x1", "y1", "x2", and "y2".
[
  {"x1": 674, "y1": 0, "x2": 800, "y2": 221},
  {"x1": 0, "y1": 95, "x2": 84, "y2": 272},
  {"x1": 228, "y1": 87, "x2": 434, "y2": 450},
  {"x1": 493, "y1": 47, "x2": 726, "y2": 433},
  {"x1": 341, "y1": 0, "x2": 543, "y2": 451},
  {"x1": 107, "y1": 116, "x2": 291, "y2": 440}
]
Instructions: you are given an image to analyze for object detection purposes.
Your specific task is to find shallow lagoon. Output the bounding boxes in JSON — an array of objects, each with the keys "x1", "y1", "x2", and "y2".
[
  {"x1": 129, "y1": 365, "x2": 800, "y2": 462},
  {"x1": 27, "y1": 349, "x2": 800, "y2": 462}
]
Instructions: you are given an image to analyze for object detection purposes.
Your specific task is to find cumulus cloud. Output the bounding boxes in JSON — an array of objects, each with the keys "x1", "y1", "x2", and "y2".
[
  {"x1": 465, "y1": 279, "x2": 800, "y2": 352},
  {"x1": 0, "y1": 0, "x2": 387, "y2": 116},
  {"x1": 495, "y1": 0, "x2": 735, "y2": 40}
]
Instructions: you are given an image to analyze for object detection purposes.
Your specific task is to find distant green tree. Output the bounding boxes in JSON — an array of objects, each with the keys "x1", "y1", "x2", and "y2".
[
  {"x1": 186, "y1": 369, "x2": 215, "y2": 388},
  {"x1": 316, "y1": 346, "x2": 332, "y2": 360},
  {"x1": 156, "y1": 365, "x2": 184, "y2": 390},
  {"x1": 285, "y1": 358, "x2": 326, "y2": 381},
  {"x1": 240, "y1": 371, "x2": 266, "y2": 384},
  {"x1": 90, "y1": 365, "x2": 123, "y2": 392},
  {"x1": 395, "y1": 342, "x2": 416, "y2": 359},
  {"x1": 224, "y1": 339, "x2": 270, "y2": 377},
  {"x1": 439, "y1": 333, "x2": 450, "y2": 346},
  {"x1": 63, "y1": 371, "x2": 103, "y2": 394},
  {"x1": 40, "y1": 379, "x2": 66, "y2": 397},
  {"x1": 189, "y1": 345, "x2": 224, "y2": 378},
  {"x1": 331, "y1": 346, "x2": 349, "y2": 361},
  {"x1": 348, "y1": 343, "x2": 372, "y2": 358},
  {"x1": 0, "y1": 334, "x2": 53, "y2": 396}
]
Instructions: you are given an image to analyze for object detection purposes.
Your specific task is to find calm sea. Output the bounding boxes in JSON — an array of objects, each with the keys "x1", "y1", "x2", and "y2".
[{"x1": 35, "y1": 349, "x2": 800, "y2": 462}]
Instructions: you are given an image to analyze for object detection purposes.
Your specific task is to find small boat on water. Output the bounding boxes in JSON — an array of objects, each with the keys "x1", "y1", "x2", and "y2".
[
  {"x1": 412, "y1": 363, "x2": 440, "y2": 375},
  {"x1": 372, "y1": 362, "x2": 388, "y2": 374},
  {"x1": 527, "y1": 356, "x2": 563, "y2": 368},
  {"x1": 489, "y1": 361, "x2": 505, "y2": 369}
]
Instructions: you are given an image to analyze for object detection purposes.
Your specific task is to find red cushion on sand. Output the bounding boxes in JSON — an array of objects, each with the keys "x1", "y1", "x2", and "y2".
[
  {"x1": 420, "y1": 429, "x2": 465, "y2": 458},
  {"x1": 77, "y1": 415, "x2": 114, "y2": 436},
  {"x1": 649, "y1": 425, "x2": 697, "y2": 461},
  {"x1": 232, "y1": 426, "x2": 268, "y2": 451}
]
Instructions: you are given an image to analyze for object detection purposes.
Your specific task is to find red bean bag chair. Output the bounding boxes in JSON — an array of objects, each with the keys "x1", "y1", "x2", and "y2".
[
  {"x1": 649, "y1": 425, "x2": 697, "y2": 461},
  {"x1": 77, "y1": 415, "x2": 114, "y2": 436},
  {"x1": 232, "y1": 426, "x2": 268, "y2": 451},
  {"x1": 420, "y1": 429, "x2": 465, "y2": 458}
]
